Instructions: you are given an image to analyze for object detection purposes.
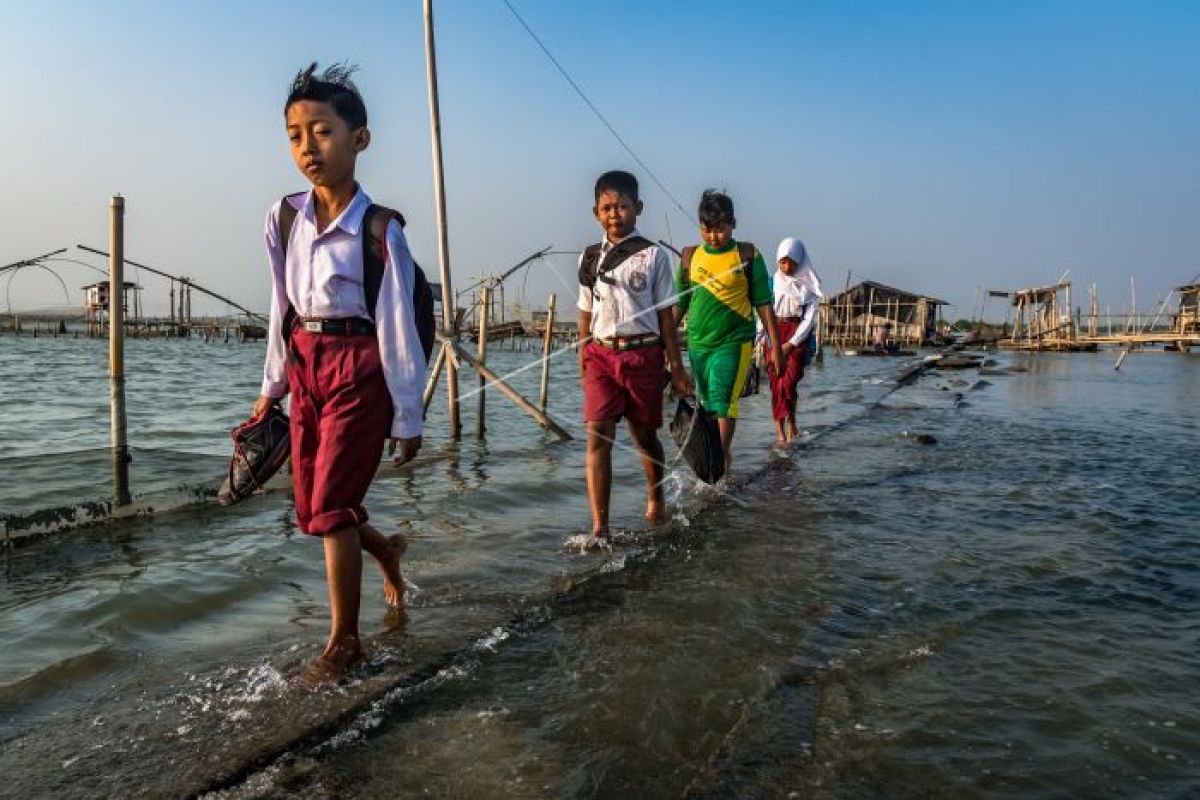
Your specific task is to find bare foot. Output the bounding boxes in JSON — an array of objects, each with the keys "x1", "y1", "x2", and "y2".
[
  {"x1": 379, "y1": 534, "x2": 408, "y2": 607},
  {"x1": 645, "y1": 499, "x2": 671, "y2": 527},
  {"x1": 297, "y1": 636, "x2": 366, "y2": 689}
]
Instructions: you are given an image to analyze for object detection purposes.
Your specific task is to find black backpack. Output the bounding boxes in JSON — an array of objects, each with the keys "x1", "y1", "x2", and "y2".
[
  {"x1": 277, "y1": 194, "x2": 437, "y2": 361},
  {"x1": 578, "y1": 235, "x2": 656, "y2": 293}
]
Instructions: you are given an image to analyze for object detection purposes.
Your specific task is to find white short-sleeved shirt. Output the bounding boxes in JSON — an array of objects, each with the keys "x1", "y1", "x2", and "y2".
[{"x1": 576, "y1": 231, "x2": 675, "y2": 340}]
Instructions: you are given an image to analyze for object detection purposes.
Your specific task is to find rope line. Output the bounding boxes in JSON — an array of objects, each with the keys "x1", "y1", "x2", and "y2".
[{"x1": 500, "y1": 0, "x2": 693, "y2": 223}]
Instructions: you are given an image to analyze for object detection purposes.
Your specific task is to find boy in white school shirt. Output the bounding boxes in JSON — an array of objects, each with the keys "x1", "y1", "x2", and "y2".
[
  {"x1": 577, "y1": 170, "x2": 691, "y2": 541},
  {"x1": 252, "y1": 62, "x2": 426, "y2": 685}
]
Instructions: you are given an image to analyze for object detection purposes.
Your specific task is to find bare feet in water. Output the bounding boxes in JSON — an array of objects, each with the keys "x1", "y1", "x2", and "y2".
[
  {"x1": 645, "y1": 498, "x2": 671, "y2": 527},
  {"x1": 379, "y1": 533, "x2": 408, "y2": 607},
  {"x1": 297, "y1": 635, "x2": 366, "y2": 689}
]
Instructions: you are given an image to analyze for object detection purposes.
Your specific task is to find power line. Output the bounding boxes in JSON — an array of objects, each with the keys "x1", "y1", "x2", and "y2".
[{"x1": 500, "y1": 0, "x2": 693, "y2": 223}]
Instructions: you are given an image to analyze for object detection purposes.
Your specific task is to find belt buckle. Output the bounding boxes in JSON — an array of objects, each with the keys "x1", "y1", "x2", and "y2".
[{"x1": 302, "y1": 320, "x2": 323, "y2": 333}]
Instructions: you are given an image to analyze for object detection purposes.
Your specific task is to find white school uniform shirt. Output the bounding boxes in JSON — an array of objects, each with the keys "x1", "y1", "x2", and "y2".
[
  {"x1": 260, "y1": 187, "x2": 426, "y2": 439},
  {"x1": 576, "y1": 231, "x2": 675, "y2": 340},
  {"x1": 773, "y1": 273, "x2": 822, "y2": 348}
]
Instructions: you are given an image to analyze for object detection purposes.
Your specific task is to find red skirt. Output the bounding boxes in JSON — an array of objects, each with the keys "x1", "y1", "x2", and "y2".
[{"x1": 767, "y1": 318, "x2": 809, "y2": 423}]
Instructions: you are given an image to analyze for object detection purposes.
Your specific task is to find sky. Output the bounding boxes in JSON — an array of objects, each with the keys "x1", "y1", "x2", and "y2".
[{"x1": 2, "y1": 0, "x2": 1198, "y2": 322}]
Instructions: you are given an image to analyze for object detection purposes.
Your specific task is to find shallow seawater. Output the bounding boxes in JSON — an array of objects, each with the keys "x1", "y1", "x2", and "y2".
[{"x1": 1, "y1": 336, "x2": 1198, "y2": 798}]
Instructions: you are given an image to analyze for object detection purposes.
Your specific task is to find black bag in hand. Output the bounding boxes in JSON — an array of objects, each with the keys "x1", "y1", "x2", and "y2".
[
  {"x1": 218, "y1": 406, "x2": 291, "y2": 505},
  {"x1": 669, "y1": 397, "x2": 725, "y2": 485}
]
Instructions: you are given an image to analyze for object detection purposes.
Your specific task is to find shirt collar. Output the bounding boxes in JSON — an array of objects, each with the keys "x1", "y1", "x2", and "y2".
[
  {"x1": 300, "y1": 184, "x2": 372, "y2": 236},
  {"x1": 702, "y1": 239, "x2": 737, "y2": 255},
  {"x1": 600, "y1": 229, "x2": 641, "y2": 254}
]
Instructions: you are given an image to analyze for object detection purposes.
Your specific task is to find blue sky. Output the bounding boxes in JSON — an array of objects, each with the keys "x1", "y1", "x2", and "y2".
[{"x1": 2, "y1": 0, "x2": 1198, "y2": 321}]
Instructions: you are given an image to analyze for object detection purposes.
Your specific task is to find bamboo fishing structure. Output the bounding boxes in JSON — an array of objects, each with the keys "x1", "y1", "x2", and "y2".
[
  {"x1": 818, "y1": 280, "x2": 947, "y2": 350},
  {"x1": 993, "y1": 277, "x2": 1200, "y2": 352}
]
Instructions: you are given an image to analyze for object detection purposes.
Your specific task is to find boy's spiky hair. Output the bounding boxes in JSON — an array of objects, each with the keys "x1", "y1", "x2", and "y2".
[
  {"x1": 698, "y1": 189, "x2": 736, "y2": 229},
  {"x1": 594, "y1": 170, "x2": 639, "y2": 203},
  {"x1": 285, "y1": 61, "x2": 368, "y2": 129}
]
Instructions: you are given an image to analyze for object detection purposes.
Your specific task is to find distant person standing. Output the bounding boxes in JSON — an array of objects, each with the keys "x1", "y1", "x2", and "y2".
[
  {"x1": 675, "y1": 190, "x2": 783, "y2": 474},
  {"x1": 769, "y1": 237, "x2": 822, "y2": 444},
  {"x1": 253, "y1": 63, "x2": 427, "y2": 685},
  {"x1": 577, "y1": 170, "x2": 692, "y2": 542}
]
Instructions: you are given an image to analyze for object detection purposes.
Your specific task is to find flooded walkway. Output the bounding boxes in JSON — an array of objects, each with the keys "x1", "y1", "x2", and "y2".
[{"x1": 2, "y1": 339, "x2": 1198, "y2": 797}]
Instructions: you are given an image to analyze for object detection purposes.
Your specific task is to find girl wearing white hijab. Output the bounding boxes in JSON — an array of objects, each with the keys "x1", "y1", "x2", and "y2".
[{"x1": 769, "y1": 237, "x2": 823, "y2": 442}]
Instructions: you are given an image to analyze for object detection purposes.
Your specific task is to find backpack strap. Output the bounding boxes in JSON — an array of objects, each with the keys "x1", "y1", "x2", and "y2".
[
  {"x1": 680, "y1": 245, "x2": 697, "y2": 287},
  {"x1": 578, "y1": 243, "x2": 603, "y2": 288},
  {"x1": 363, "y1": 204, "x2": 436, "y2": 362},
  {"x1": 362, "y1": 203, "x2": 407, "y2": 320},
  {"x1": 737, "y1": 241, "x2": 757, "y2": 304},
  {"x1": 276, "y1": 194, "x2": 303, "y2": 341},
  {"x1": 579, "y1": 236, "x2": 655, "y2": 290}
]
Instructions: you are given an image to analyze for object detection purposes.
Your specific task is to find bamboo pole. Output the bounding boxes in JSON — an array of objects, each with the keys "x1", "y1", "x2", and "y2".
[
  {"x1": 451, "y1": 341, "x2": 572, "y2": 441},
  {"x1": 476, "y1": 286, "x2": 491, "y2": 438},
  {"x1": 108, "y1": 196, "x2": 131, "y2": 506},
  {"x1": 539, "y1": 293, "x2": 556, "y2": 414},
  {"x1": 424, "y1": 0, "x2": 460, "y2": 438},
  {"x1": 422, "y1": 342, "x2": 447, "y2": 411},
  {"x1": 864, "y1": 287, "x2": 875, "y2": 347},
  {"x1": 1065, "y1": 282, "x2": 1073, "y2": 341}
]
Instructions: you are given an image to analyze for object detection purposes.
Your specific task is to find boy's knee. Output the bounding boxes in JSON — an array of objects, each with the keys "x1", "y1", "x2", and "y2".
[{"x1": 586, "y1": 423, "x2": 616, "y2": 452}]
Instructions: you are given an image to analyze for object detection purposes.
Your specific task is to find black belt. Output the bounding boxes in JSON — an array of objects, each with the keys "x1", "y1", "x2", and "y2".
[
  {"x1": 777, "y1": 315, "x2": 802, "y2": 323},
  {"x1": 294, "y1": 317, "x2": 375, "y2": 336},
  {"x1": 596, "y1": 333, "x2": 661, "y2": 351}
]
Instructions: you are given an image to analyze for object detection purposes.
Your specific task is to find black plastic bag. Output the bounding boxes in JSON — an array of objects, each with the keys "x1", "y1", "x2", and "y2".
[
  {"x1": 218, "y1": 405, "x2": 291, "y2": 505},
  {"x1": 669, "y1": 397, "x2": 725, "y2": 484}
]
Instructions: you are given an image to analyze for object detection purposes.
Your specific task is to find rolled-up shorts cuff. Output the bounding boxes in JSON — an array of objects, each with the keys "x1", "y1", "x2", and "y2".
[{"x1": 304, "y1": 506, "x2": 369, "y2": 536}]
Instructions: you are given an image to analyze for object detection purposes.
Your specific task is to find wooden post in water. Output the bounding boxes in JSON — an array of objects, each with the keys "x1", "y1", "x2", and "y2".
[
  {"x1": 451, "y1": 342, "x2": 572, "y2": 441},
  {"x1": 864, "y1": 287, "x2": 875, "y2": 347},
  {"x1": 476, "y1": 286, "x2": 491, "y2": 438},
  {"x1": 108, "y1": 195, "x2": 131, "y2": 506},
  {"x1": 422, "y1": 342, "x2": 447, "y2": 411},
  {"x1": 424, "y1": 0, "x2": 460, "y2": 438},
  {"x1": 539, "y1": 293, "x2": 556, "y2": 414}
]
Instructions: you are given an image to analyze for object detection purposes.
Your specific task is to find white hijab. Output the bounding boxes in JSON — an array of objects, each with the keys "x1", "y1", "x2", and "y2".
[{"x1": 775, "y1": 237, "x2": 823, "y2": 298}]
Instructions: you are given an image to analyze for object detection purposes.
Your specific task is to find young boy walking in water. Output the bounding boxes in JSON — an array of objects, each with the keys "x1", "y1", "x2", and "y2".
[
  {"x1": 253, "y1": 63, "x2": 426, "y2": 684},
  {"x1": 675, "y1": 190, "x2": 784, "y2": 474},
  {"x1": 578, "y1": 170, "x2": 691, "y2": 541}
]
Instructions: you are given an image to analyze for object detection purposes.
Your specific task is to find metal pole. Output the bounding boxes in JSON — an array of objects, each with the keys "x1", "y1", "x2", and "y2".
[
  {"x1": 109, "y1": 196, "x2": 131, "y2": 506},
  {"x1": 476, "y1": 286, "x2": 491, "y2": 438},
  {"x1": 539, "y1": 293, "x2": 556, "y2": 414},
  {"x1": 424, "y1": 0, "x2": 460, "y2": 438}
]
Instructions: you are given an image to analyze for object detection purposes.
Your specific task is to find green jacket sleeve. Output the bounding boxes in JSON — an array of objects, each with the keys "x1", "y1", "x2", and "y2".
[{"x1": 750, "y1": 248, "x2": 772, "y2": 307}]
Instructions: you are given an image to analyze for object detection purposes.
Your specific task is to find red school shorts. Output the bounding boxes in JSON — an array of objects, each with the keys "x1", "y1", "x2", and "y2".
[
  {"x1": 285, "y1": 329, "x2": 393, "y2": 535},
  {"x1": 582, "y1": 341, "x2": 665, "y2": 429}
]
